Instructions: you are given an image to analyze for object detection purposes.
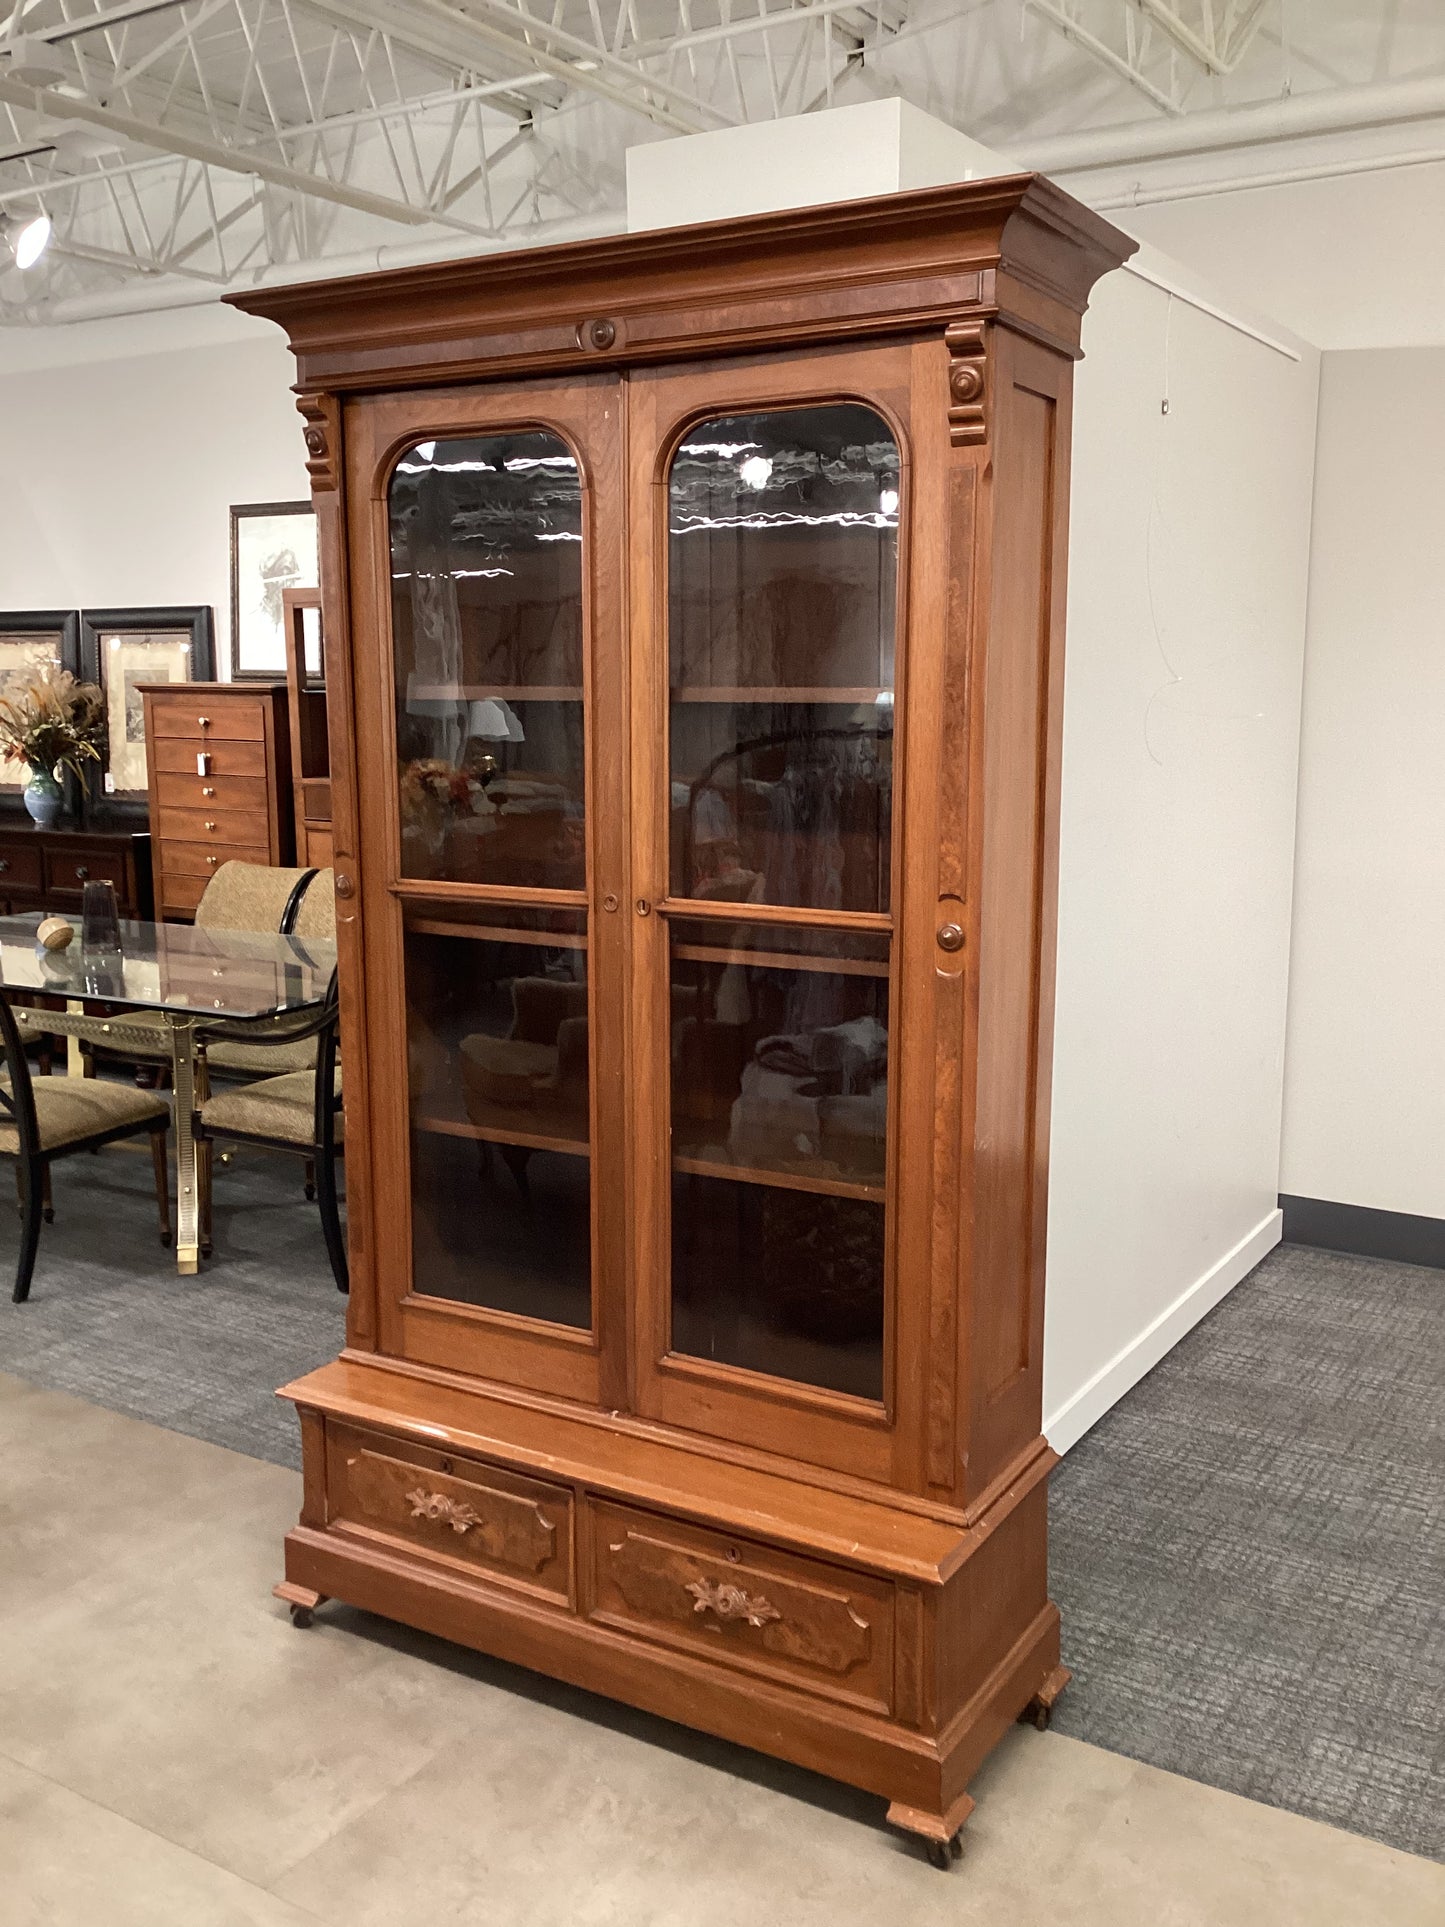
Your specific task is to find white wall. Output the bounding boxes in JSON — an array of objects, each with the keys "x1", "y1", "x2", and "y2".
[
  {"x1": 0, "y1": 303, "x2": 305, "y2": 661},
  {"x1": 1116, "y1": 161, "x2": 1445, "y2": 352},
  {"x1": 1278, "y1": 348, "x2": 1445, "y2": 1220},
  {"x1": 1043, "y1": 263, "x2": 1319, "y2": 1448}
]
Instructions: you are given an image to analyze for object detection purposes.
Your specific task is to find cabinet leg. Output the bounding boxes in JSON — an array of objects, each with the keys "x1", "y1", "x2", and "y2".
[
  {"x1": 274, "y1": 1580, "x2": 327, "y2": 1629},
  {"x1": 886, "y1": 1792, "x2": 974, "y2": 1871},
  {"x1": 1019, "y1": 1663, "x2": 1072, "y2": 1732}
]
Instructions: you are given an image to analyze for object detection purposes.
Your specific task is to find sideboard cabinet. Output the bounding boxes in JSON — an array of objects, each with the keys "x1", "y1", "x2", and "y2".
[{"x1": 236, "y1": 177, "x2": 1133, "y2": 1859}]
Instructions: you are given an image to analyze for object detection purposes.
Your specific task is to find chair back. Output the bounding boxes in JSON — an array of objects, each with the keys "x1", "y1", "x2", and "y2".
[
  {"x1": 0, "y1": 996, "x2": 42, "y2": 1164},
  {"x1": 313, "y1": 970, "x2": 342, "y2": 1155},
  {"x1": 196, "y1": 861, "x2": 316, "y2": 935},
  {"x1": 290, "y1": 867, "x2": 336, "y2": 941}
]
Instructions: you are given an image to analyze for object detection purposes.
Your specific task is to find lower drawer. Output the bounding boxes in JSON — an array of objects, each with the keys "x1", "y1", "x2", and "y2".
[
  {"x1": 590, "y1": 1501, "x2": 896, "y2": 1715},
  {"x1": 0, "y1": 843, "x2": 43, "y2": 893},
  {"x1": 43, "y1": 845, "x2": 130, "y2": 899},
  {"x1": 160, "y1": 841, "x2": 270, "y2": 880},
  {"x1": 326, "y1": 1423, "x2": 574, "y2": 1606},
  {"x1": 159, "y1": 873, "x2": 209, "y2": 916},
  {"x1": 157, "y1": 806, "x2": 271, "y2": 846}
]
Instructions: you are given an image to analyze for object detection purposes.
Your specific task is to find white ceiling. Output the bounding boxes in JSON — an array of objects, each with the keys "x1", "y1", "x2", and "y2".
[{"x1": 0, "y1": 1, "x2": 1441, "y2": 323}]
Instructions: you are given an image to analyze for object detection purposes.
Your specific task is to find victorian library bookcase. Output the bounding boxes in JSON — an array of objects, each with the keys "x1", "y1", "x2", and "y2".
[{"x1": 235, "y1": 175, "x2": 1133, "y2": 1864}]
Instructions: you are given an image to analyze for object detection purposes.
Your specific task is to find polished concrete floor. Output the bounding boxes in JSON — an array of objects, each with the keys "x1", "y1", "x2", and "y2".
[{"x1": 1, "y1": 1370, "x2": 1441, "y2": 1927}]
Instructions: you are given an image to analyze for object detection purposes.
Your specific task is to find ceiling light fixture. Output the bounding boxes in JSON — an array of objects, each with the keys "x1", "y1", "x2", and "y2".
[
  {"x1": 4, "y1": 212, "x2": 53, "y2": 269},
  {"x1": 3, "y1": 35, "x2": 67, "y2": 88}
]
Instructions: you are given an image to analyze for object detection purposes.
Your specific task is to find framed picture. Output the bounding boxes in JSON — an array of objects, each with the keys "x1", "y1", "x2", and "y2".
[
  {"x1": 0, "y1": 610, "x2": 81, "y2": 804},
  {"x1": 80, "y1": 606, "x2": 215, "y2": 822},
  {"x1": 231, "y1": 500, "x2": 318, "y2": 678}
]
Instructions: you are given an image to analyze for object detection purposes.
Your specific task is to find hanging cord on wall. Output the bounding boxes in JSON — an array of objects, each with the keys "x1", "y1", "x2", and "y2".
[{"x1": 1161, "y1": 288, "x2": 1173, "y2": 417}]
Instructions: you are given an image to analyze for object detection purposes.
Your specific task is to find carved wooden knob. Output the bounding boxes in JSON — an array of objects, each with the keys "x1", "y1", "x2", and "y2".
[
  {"x1": 936, "y1": 922, "x2": 964, "y2": 953},
  {"x1": 335, "y1": 874, "x2": 355, "y2": 899}
]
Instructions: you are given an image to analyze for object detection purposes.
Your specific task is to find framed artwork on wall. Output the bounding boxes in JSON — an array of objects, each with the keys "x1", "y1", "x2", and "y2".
[
  {"x1": 0, "y1": 610, "x2": 81, "y2": 806},
  {"x1": 80, "y1": 606, "x2": 215, "y2": 823},
  {"x1": 230, "y1": 500, "x2": 318, "y2": 678}
]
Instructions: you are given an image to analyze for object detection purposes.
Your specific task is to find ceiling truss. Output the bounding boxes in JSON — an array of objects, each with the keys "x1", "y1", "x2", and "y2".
[{"x1": 0, "y1": 1, "x2": 1435, "y2": 322}]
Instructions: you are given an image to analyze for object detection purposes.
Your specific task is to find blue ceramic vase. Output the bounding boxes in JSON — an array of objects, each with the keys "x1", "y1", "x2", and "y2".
[{"x1": 23, "y1": 766, "x2": 64, "y2": 828}]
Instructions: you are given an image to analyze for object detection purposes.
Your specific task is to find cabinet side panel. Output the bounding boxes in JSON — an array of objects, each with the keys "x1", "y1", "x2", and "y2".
[{"x1": 963, "y1": 333, "x2": 1070, "y2": 1502}]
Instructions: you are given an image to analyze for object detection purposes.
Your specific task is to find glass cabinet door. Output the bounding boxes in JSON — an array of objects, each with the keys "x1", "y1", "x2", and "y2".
[
  {"x1": 631, "y1": 356, "x2": 920, "y2": 1478},
  {"x1": 348, "y1": 380, "x2": 625, "y2": 1406}
]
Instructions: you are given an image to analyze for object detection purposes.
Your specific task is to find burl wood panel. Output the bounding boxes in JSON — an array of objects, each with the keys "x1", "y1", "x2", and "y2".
[
  {"x1": 591, "y1": 1500, "x2": 896, "y2": 1716},
  {"x1": 327, "y1": 1421, "x2": 574, "y2": 1605}
]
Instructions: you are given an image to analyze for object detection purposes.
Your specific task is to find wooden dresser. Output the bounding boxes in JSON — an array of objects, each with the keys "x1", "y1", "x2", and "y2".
[
  {"x1": 0, "y1": 823, "x2": 152, "y2": 918},
  {"x1": 141, "y1": 681, "x2": 294, "y2": 920}
]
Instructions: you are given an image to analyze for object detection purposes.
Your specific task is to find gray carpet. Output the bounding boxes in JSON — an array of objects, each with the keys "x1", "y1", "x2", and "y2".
[{"x1": 1, "y1": 1152, "x2": 1440, "y2": 1861}]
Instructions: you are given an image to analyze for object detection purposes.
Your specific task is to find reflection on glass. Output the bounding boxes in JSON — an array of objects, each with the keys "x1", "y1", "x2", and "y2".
[
  {"x1": 668, "y1": 918, "x2": 888, "y2": 1400},
  {"x1": 668, "y1": 404, "x2": 898, "y2": 914},
  {"x1": 389, "y1": 431, "x2": 585, "y2": 888},
  {"x1": 404, "y1": 908, "x2": 591, "y2": 1329}
]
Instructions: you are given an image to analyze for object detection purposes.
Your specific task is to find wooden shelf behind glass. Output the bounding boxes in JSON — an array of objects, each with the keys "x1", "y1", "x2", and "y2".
[
  {"x1": 671, "y1": 687, "x2": 891, "y2": 705},
  {"x1": 414, "y1": 1101, "x2": 588, "y2": 1159},
  {"x1": 404, "y1": 684, "x2": 583, "y2": 702},
  {"x1": 672, "y1": 1150, "x2": 885, "y2": 1204}
]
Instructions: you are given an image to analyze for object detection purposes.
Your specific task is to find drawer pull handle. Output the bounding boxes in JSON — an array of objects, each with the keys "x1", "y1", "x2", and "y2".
[
  {"x1": 407, "y1": 1486, "x2": 480, "y2": 1535},
  {"x1": 75, "y1": 865, "x2": 89, "y2": 881},
  {"x1": 202, "y1": 786, "x2": 216, "y2": 797},
  {"x1": 0, "y1": 860, "x2": 9, "y2": 874},
  {"x1": 207, "y1": 856, "x2": 219, "y2": 866},
  {"x1": 205, "y1": 821, "x2": 217, "y2": 832},
  {"x1": 686, "y1": 1576, "x2": 781, "y2": 1629},
  {"x1": 197, "y1": 715, "x2": 210, "y2": 727}
]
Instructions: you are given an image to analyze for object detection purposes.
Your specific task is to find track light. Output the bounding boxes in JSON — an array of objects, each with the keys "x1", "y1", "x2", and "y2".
[
  {"x1": 3, "y1": 36, "x2": 67, "y2": 88},
  {"x1": 4, "y1": 213, "x2": 53, "y2": 270}
]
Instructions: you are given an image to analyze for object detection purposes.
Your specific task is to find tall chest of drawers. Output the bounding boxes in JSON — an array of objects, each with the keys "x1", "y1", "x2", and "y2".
[{"x1": 141, "y1": 681, "x2": 294, "y2": 920}]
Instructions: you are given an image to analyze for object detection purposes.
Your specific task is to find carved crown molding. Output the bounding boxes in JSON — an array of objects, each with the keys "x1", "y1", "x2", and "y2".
[
  {"x1": 944, "y1": 321, "x2": 988, "y2": 447},
  {"x1": 297, "y1": 392, "x2": 339, "y2": 493}
]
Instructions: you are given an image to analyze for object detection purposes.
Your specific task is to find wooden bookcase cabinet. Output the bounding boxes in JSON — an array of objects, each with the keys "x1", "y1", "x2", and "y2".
[{"x1": 236, "y1": 176, "x2": 1133, "y2": 1858}]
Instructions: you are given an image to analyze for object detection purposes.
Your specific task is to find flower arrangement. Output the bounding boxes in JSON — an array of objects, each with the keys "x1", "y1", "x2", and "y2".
[
  {"x1": 399, "y1": 757, "x2": 478, "y2": 813},
  {"x1": 0, "y1": 666, "x2": 105, "y2": 780}
]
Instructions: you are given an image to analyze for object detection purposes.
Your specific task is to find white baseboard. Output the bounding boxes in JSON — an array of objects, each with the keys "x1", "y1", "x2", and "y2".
[{"x1": 1043, "y1": 1208, "x2": 1282, "y2": 1456}]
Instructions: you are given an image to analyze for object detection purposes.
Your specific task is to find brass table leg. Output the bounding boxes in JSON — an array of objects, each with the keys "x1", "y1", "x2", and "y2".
[
  {"x1": 65, "y1": 1000, "x2": 84, "y2": 1078},
  {"x1": 169, "y1": 1017, "x2": 202, "y2": 1275}
]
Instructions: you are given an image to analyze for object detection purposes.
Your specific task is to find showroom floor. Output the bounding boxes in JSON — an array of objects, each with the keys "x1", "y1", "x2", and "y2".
[{"x1": 2, "y1": 1371, "x2": 1442, "y2": 1927}]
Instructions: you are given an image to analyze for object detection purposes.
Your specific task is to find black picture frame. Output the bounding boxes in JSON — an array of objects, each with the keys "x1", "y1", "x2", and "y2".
[
  {"x1": 0, "y1": 609, "x2": 82, "y2": 820},
  {"x1": 230, "y1": 499, "x2": 318, "y2": 680},
  {"x1": 79, "y1": 605, "x2": 215, "y2": 826}
]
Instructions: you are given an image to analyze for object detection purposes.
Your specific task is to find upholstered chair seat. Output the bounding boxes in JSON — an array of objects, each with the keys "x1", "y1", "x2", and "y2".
[
  {"x1": 0, "y1": 1074, "x2": 169, "y2": 1155},
  {"x1": 199, "y1": 1067, "x2": 342, "y2": 1148}
]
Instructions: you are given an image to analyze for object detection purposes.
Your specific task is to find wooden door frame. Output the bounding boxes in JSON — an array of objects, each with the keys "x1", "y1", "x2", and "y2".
[
  {"x1": 625, "y1": 338, "x2": 946, "y2": 1486},
  {"x1": 342, "y1": 373, "x2": 629, "y2": 1409}
]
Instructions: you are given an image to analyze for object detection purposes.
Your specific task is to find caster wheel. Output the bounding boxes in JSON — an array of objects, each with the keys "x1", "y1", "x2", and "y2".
[
  {"x1": 925, "y1": 1837, "x2": 958, "y2": 1872},
  {"x1": 949, "y1": 1834, "x2": 963, "y2": 1860},
  {"x1": 1030, "y1": 1700, "x2": 1052, "y2": 1731},
  {"x1": 290, "y1": 1604, "x2": 314, "y2": 1630},
  {"x1": 160, "y1": 1232, "x2": 173, "y2": 1248},
  {"x1": 42, "y1": 1208, "x2": 54, "y2": 1225},
  {"x1": 200, "y1": 1241, "x2": 213, "y2": 1259}
]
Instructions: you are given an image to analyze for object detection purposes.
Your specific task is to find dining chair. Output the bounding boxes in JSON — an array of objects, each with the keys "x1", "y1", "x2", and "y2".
[
  {"x1": 193, "y1": 970, "x2": 345, "y2": 1292},
  {"x1": 203, "y1": 868, "x2": 335, "y2": 1079},
  {"x1": 0, "y1": 993, "x2": 172, "y2": 1303}
]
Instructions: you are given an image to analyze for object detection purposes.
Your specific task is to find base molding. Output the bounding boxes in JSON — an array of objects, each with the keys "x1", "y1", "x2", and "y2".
[
  {"x1": 1044, "y1": 1207, "x2": 1281, "y2": 1454},
  {"x1": 1279, "y1": 1194, "x2": 1445, "y2": 1269}
]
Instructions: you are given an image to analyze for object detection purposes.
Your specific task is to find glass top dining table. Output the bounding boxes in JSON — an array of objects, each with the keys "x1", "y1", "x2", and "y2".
[{"x1": 0, "y1": 915, "x2": 337, "y2": 1275}]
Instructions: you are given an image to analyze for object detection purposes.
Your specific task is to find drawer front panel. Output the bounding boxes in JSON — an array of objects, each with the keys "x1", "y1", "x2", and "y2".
[
  {"x1": 149, "y1": 697, "x2": 268, "y2": 741},
  {"x1": 159, "y1": 872, "x2": 209, "y2": 916},
  {"x1": 154, "y1": 771, "x2": 270, "y2": 813},
  {"x1": 153, "y1": 737, "x2": 269, "y2": 779},
  {"x1": 328, "y1": 1423, "x2": 573, "y2": 1605},
  {"x1": 156, "y1": 806, "x2": 272, "y2": 847},
  {"x1": 0, "y1": 843, "x2": 44, "y2": 893},
  {"x1": 160, "y1": 840, "x2": 271, "y2": 881},
  {"x1": 43, "y1": 845, "x2": 130, "y2": 899},
  {"x1": 591, "y1": 1502, "x2": 895, "y2": 1714}
]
